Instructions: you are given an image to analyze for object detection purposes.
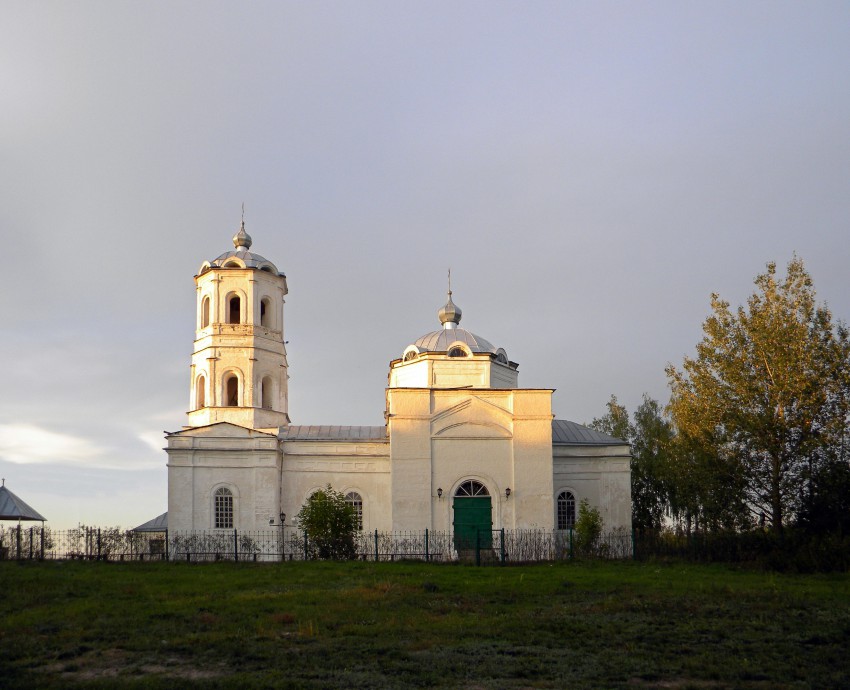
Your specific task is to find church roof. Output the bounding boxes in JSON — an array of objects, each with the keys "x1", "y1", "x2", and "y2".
[
  {"x1": 0, "y1": 483, "x2": 47, "y2": 522},
  {"x1": 198, "y1": 220, "x2": 284, "y2": 276},
  {"x1": 413, "y1": 328, "x2": 498, "y2": 354},
  {"x1": 133, "y1": 512, "x2": 168, "y2": 532},
  {"x1": 551, "y1": 419, "x2": 628, "y2": 446},
  {"x1": 281, "y1": 426, "x2": 388, "y2": 441},
  {"x1": 281, "y1": 422, "x2": 624, "y2": 445},
  {"x1": 210, "y1": 249, "x2": 281, "y2": 273}
]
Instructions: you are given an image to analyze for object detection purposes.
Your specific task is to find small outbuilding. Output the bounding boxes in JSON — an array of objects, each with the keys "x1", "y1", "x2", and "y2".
[
  {"x1": 0, "y1": 480, "x2": 46, "y2": 523},
  {"x1": 0, "y1": 479, "x2": 47, "y2": 559}
]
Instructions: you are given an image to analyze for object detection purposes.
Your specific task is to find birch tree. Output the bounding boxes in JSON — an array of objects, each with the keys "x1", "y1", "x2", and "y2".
[{"x1": 667, "y1": 257, "x2": 850, "y2": 533}]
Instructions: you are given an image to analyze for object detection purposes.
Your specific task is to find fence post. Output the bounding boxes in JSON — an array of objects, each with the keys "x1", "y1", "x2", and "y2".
[
  {"x1": 97, "y1": 528, "x2": 102, "y2": 560},
  {"x1": 500, "y1": 528, "x2": 505, "y2": 563},
  {"x1": 569, "y1": 527, "x2": 573, "y2": 560},
  {"x1": 425, "y1": 528, "x2": 429, "y2": 562},
  {"x1": 475, "y1": 528, "x2": 481, "y2": 567},
  {"x1": 165, "y1": 529, "x2": 169, "y2": 562},
  {"x1": 16, "y1": 525, "x2": 21, "y2": 560},
  {"x1": 374, "y1": 529, "x2": 379, "y2": 562},
  {"x1": 234, "y1": 529, "x2": 239, "y2": 562},
  {"x1": 304, "y1": 530, "x2": 308, "y2": 561},
  {"x1": 40, "y1": 526, "x2": 45, "y2": 560},
  {"x1": 29, "y1": 527, "x2": 33, "y2": 560},
  {"x1": 632, "y1": 527, "x2": 636, "y2": 561}
]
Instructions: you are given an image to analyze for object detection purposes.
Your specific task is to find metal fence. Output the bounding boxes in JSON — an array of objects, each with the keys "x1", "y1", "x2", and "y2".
[{"x1": 0, "y1": 525, "x2": 633, "y2": 564}]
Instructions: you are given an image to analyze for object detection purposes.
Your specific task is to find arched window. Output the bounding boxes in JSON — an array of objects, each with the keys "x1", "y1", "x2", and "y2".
[
  {"x1": 261, "y1": 376, "x2": 273, "y2": 409},
  {"x1": 214, "y1": 487, "x2": 233, "y2": 529},
  {"x1": 225, "y1": 374, "x2": 239, "y2": 407},
  {"x1": 557, "y1": 491, "x2": 576, "y2": 530},
  {"x1": 455, "y1": 480, "x2": 489, "y2": 497},
  {"x1": 345, "y1": 492, "x2": 363, "y2": 530},
  {"x1": 228, "y1": 295, "x2": 241, "y2": 324},
  {"x1": 196, "y1": 375, "x2": 206, "y2": 408},
  {"x1": 260, "y1": 297, "x2": 271, "y2": 327},
  {"x1": 201, "y1": 296, "x2": 210, "y2": 328},
  {"x1": 448, "y1": 346, "x2": 468, "y2": 358}
]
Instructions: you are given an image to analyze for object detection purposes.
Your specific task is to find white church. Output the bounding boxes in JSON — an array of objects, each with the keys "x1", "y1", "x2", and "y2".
[{"x1": 165, "y1": 223, "x2": 631, "y2": 539}]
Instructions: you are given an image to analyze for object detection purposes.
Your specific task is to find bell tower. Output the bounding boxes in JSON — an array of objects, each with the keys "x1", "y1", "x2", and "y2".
[{"x1": 186, "y1": 220, "x2": 290, "y2": 430}]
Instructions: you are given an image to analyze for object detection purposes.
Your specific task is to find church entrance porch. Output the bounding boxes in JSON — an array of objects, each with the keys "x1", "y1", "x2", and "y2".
[{"x1": 452, "y1": 480, "x2": 492, "y2": 554}]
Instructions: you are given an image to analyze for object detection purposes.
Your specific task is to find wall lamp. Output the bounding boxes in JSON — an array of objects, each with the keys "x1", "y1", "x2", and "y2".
[
  {"x1": 437, "y1": 487, "x2": 443, "y2": 500},
  {"x1": 505, "y1": 487, "x2": 512, "y2": 500},
  {"x1": 280, "y1": 512, "x2": 286, "y2": 525}
]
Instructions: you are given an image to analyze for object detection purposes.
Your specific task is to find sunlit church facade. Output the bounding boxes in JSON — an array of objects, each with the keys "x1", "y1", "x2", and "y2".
[{"x1": 165, "y1": 225, "x2": 631, "y2": 537}]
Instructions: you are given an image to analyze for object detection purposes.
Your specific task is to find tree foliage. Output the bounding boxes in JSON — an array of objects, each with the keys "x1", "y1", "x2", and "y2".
[
  {"x1": 666, "y1": 257, "x2": 850, "y2": 533},
  {"x1": 590, "y1": 395, "x2": 633, "y2": 442},
  {"x1": 592, "y1": 394, "x2": 679, "y2": 533},
  {"x1": 630, "y1": 395, "x2": 675, "y2": 532},
  {"x1": 295, "y1": 485, "x2": 358, "y2": 560}
]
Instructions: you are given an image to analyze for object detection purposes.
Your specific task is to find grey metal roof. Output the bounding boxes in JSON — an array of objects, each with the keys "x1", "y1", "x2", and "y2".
[
  {"x1": 413, "y1": 328, "x2": 498, "y2": 354},
  {"x1": 197, "y1": 227, "x2": 283, "y2": 276},
  {"x1": 201, "y1": 249, "x2": 283, "y2": 276},
  {"x1": 0, "y1": 485, "x2": 47, "y2": 522},
  {"x1": 133, "y1": 512, "x2": 168, "y2": 532},
  {"x1": 552, "y1": 419, "x2": 627, "y2": 445},
  {"x1": 281, "y1": 426, "x2": 388, "y2": 441}
]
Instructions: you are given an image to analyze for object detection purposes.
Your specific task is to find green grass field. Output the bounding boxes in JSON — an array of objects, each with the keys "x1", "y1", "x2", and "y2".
[{"x1": 1, "y1": 559, "x2": 848, "y2": 689}]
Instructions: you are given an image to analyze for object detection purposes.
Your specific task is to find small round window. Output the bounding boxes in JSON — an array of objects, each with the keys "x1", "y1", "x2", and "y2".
[{"x1": 448, "y1": 347, "x2": 468, "y2": 358}]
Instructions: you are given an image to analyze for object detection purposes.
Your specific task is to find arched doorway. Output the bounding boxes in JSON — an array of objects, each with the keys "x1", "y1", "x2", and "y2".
[{"x1": 452, "y1": 480, "x2": 492, "y2": 552}]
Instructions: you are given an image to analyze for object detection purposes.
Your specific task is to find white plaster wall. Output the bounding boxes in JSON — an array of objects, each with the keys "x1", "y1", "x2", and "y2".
[
  {"x1": 166, "y1": 425, "x2": 282, "y2": 531},
  {"x1": 388, "y1": 355, "x2": 517, "y2": 390},
  {"x1": 553, "y1": 448, "x2": 632, "y2": 531},
  {"x1": 280, "y1": 440, "x2": 391, "y2": 532},
  {"x1": 387, "y1": 388, "x2": 433, "y2": 531},
  {"x1": 389, "y1": 360, "x2": 430, "y2": 388}
]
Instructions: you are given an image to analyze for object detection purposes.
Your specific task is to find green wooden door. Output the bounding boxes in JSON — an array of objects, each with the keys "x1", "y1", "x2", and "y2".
[{"x1": 453, "y1": 496, "x2": 493, "y2": 551}]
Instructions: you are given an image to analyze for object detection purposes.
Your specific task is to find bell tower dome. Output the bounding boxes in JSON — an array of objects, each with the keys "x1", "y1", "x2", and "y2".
[{"x1": 186, "y1": 219, "x2": 290, "y2": 430}]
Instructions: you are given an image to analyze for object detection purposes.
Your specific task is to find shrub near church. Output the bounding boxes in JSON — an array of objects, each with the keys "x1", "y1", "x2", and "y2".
[{"x1": 296, "y1": 486, "x2": 358, "y2": 560}]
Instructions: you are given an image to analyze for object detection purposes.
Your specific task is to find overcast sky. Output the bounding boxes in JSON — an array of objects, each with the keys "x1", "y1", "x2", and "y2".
[{"x1": 1, "y1": 2, "x2": 848, "y2": 529}]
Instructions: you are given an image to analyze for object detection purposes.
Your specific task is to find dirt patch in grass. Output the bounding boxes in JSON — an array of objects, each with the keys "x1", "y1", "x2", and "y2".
[{"x1": 38, "y1": 648, "x2": 227, "y2": 682}]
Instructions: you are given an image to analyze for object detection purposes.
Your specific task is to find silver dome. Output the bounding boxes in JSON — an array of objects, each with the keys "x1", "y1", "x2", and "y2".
[
  {"x1": 210, "y1": 249, "x2": 281, "y2": 273},
  {"x1": 198, "y1": 222, "x2": 284, "y2": 276},
  {"x1": 412, "y1": 328, "x2": 498, "y2": 354},
  {"x1": 232, "y1": 220, "x2": 253, "y2": 250},
  {"x1": 438, "y1": 291, "x2": 462, "y2": 327},
  {"x1": 408, "y1": 289, "x2": 505, "y2": 356}
]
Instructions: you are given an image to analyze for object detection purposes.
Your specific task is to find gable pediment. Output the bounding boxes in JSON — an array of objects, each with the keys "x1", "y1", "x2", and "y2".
[
  {"x1": 167, "y1": 422, "x2": 275, "y2": 439},
  {"x1": 431, "y1": 396, "x2": 513, "y2": 439}
]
